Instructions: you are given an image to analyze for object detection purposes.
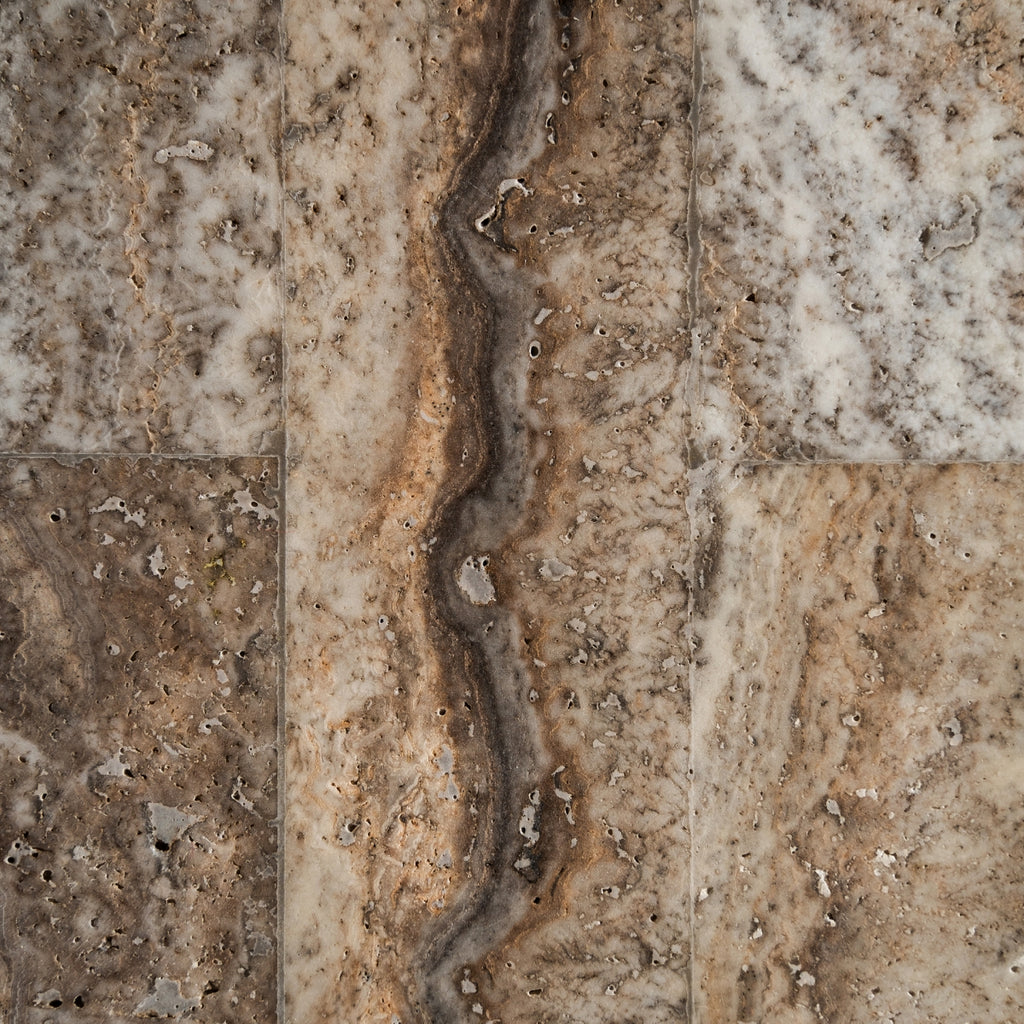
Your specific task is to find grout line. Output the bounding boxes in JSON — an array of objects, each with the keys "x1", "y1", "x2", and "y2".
[
  {"x1": 728, "y1": 457, "x2": 1024, "y2": 468},
  {"x1": 275, "y1": 1, "x2": 289, "y2": 1021},
  {"x1": 1, "y1": 452, "x2": 1021, "y2": 467},
  {"x1": 686, "y1": 0, "x2": 704, "y2": 1020},
  {"x1": 0, "y1": 452, "x2": 276, "y2": 460}
]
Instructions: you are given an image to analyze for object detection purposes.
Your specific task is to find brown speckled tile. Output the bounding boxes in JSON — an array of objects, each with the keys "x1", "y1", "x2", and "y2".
[
  {"x1": 692, "y1": 463, "x2": 1024, "y2": 1023},
  {"x1": 0, "y1": 457, "x2": 279, "y2": 1021},
  {"x1": 0, "y1": 1, "x2": 282, "y2": 454}
]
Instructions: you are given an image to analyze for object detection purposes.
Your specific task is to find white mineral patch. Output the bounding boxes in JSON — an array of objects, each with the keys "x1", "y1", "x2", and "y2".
[
  {"x1": 231, "y1": 488, "x2": 278, "y2": 523},
  {"x1": 539, "y1": 557, "x2": 576, "y2": 581},
  {"x1": 89, "y1": 496, "x2": 146, "y2": 526},
  {"x1": 518, "y1": 803, "x2": 540, "y2": 846},
  {"x1": 436, "y1": 744, "x2": 459, "y2": 801},
  {"x1": 154, "y1": 139, "x2": 214, "y2": 164},
  {"x1": 922, "y1": 194, "x2": 979, "y2": 261},
  {"x1": 134, "y1": 978, "x2": 200, "y2": 1016},
  {"x1": 457, "y1": 555, "x2": 495, "y2": 605},
  {"x1": 147, "y1": 803, "x2": 200, "y2": 847},
  {"x1": 498, "y1": 177, "x2": 532, "y2": 199},
  {"x1": 148, "y1": 544, "x2": 167, "y2": 577}
]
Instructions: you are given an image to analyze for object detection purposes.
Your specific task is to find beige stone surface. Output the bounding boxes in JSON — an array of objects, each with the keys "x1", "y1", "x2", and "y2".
[
  {"x1": 697, "y1": 0, "x2": 1024, "y2": 461},
  {"x1": 693, "y1": 464, "x2": 1024, "y2": 1023},
  {"x1": 2, "y1": 1, "x2": 1024, "y2": 1022},
  {"x1": 0, "y1": 0, "x2": 282, "y2": 453}
]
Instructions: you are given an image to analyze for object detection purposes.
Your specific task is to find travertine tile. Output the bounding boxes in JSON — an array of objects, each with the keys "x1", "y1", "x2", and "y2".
[
  {"x1": 0, "y1": 457, "x2": 279, "y2": 1021},
  {"x1": 284, "y1": 1, "x2": 697, "y2": 1020},
  {"x1": 692, "y1": 463, "x2": 1024, "y2": 1023},
  {"x1": 697, "y1": 0, "x2": 1024, "y2": 461},
  {"x1": 0, "y1": 1, "x2": 282, "y2": 453}
]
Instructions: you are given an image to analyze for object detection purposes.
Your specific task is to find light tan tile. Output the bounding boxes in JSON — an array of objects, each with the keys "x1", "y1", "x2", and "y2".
[
  {"x1": 693, "y1": 463, "x2": 1024, "y2": 1023},
  {"x1": 283, "y1": 1, "x2": 697, "y2": 1020},
  {"x1": 468, "y1": 4, "x2": 695, "y2": 1021},
  {"x1": 697, "y1": 0, "x2": 1024, "y2": 461},
  {"x1": 283, "y1": 3, "x2": 504, "y2": 1019}
]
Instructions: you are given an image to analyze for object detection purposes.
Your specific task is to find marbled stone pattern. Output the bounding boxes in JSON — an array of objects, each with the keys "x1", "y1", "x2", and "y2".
[
  {"x1": 284, "y1": 1, "x2": 700, "y2": 1020},
  {"x1": 0, "y1": 0, "x2": 282, "y2": 454},
  {"x1": 3, "y1": 0, "x2": 1024, "y2": 1023},
  {"x1": 698, "y1": 0, "x2": 1024, "y2": 461},
  {"x1": 0, "y1": 457, "x2": 279, "y2": 1021}
]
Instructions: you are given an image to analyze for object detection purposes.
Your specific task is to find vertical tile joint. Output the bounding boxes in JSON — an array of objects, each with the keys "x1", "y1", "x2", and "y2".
[{"x1": 275, "y1": 2, "x2": 289, "y2": 1021}]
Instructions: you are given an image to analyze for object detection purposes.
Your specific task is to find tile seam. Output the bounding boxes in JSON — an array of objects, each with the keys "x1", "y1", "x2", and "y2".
[
  {"x1": 0, "y1": 452, "x2": 278, "y2": 460},
  {"x1": 730, "y1": 458, "x2": 1024, "y2": 468},
  {"x1": 0, "y1": 454, "x2": 1018, "y2": 466},
  {"x1": 275, "y1": 0, "x2": 289, "y2": 1020}
]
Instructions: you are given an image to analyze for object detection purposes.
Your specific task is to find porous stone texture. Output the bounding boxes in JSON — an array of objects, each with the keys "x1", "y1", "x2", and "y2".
[
  {"x1": 692, "y1": 464, "x2": 1024, "y2": 1024},
  {"x1": 0, "y1": 0, "x2": 282, "y2": 453},
  {"x1": 697, "y1": 0, "x2": 1024, "y2": 461},
  {"x1": 0, "y1": 457, "x2": 278, "y2": 1022},
  {"x1": 4, "y1": 1, "x2": 1024, "y2": 1022},
  {"x1": 283, "y1": 2, "x2": 702, "y2": 1020}
]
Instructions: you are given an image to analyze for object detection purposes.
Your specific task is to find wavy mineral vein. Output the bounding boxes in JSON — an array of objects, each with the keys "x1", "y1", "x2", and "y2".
[{"x1": 415, "y1": 2, "x2": 556, "y2": 1018}]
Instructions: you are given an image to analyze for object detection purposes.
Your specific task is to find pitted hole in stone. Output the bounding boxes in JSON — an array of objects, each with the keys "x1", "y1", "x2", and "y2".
[{"x1": 529, "y1": 342, "x2": 541, "y2": 359}]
